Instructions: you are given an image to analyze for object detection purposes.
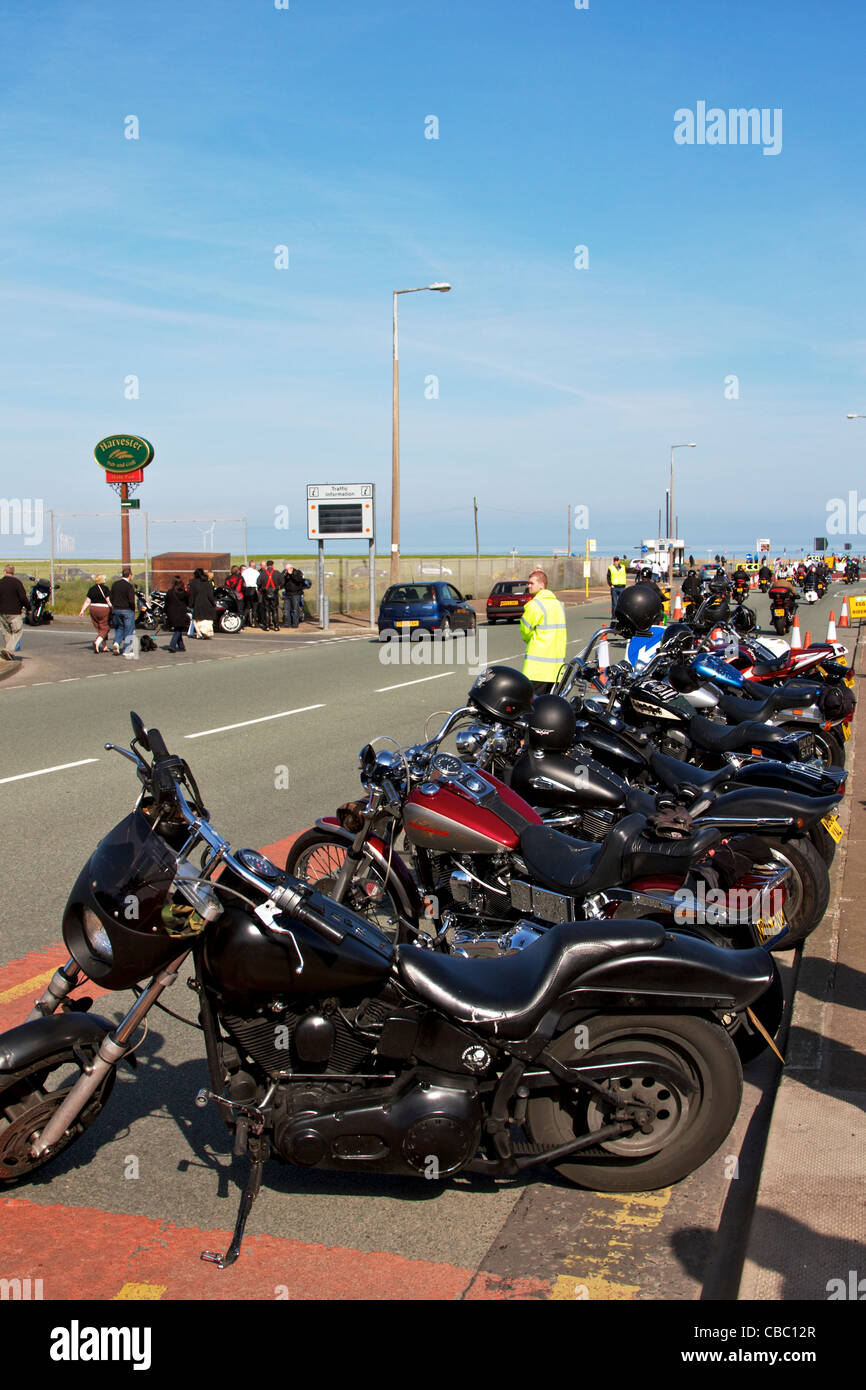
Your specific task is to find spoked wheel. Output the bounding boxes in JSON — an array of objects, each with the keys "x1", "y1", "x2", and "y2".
[
  {"x1": 526, "y1": 1014, "x2": 742, "y2": 1192},
  {"x1": 0, "y1": 1050, "x2": 115, "y2": 1183},
  {"x1": 286, "y1": 831, "x2": 416, "y2": 944}
]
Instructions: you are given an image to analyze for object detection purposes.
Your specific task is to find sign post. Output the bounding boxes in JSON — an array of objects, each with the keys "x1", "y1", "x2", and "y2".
[
  {"x1": 307, "y1": 483, "x2": 375, "y2": 630},
  {"x1": 94, "y1": 436, "x2": 154, "y2": 569}
]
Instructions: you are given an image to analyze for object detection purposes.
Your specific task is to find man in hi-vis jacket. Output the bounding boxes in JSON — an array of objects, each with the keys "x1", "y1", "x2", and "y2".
[{"x1": 520, "y1": 569, "x2": 567, "y2": 694}]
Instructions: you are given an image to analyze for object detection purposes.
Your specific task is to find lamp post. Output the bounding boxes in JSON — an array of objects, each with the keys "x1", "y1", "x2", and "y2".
[
  {"x1": 669, "y1": 442, "x2": 696, "y2": 592},
  {"x1": 391, "y1": 283, "x2": 451, "y2": 585}
]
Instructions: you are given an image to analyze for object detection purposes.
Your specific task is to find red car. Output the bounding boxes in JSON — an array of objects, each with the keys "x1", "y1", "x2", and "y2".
[{"x1": 486, "y1": 580, "x2": 530, "y2": 624}]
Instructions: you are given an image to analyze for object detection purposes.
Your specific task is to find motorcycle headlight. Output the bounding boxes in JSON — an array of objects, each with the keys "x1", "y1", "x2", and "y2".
[{"x1": 82, "y1": 908, "x2": 114, "y2": 963}]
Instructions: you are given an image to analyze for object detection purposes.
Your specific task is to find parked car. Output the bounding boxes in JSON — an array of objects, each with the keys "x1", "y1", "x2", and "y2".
[
  {"x1": 377, "y1": 581, "x2": 476, "y2": 638},
  {"x1": 486, "y1": 579, "x2": 530, "y2": 624}
]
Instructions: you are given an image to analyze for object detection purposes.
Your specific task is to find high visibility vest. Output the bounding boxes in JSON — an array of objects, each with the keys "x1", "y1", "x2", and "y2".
[
  {"x1": 520, "y1": 588, "x2": 567, "y2": 682},
  {"x1": 609, "y1": 563, "x2": 627, "y2": 586}
]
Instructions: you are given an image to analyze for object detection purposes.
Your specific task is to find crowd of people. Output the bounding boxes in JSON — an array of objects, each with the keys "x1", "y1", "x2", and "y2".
[{"x1": 75, "y1": 561, "x2": 309, "y2": 658}]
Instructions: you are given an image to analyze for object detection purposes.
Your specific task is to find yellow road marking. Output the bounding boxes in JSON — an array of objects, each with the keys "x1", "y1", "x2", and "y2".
[
  {"x1": 0, "y1": 970, "x2": 55, "y2": 1006},
  {"x1": 112, "y1": 1283, "x2": 167, "y2": 1300},
  {"x1": 551, "y1": 1273, "x2": 640, "y2": 1300}
]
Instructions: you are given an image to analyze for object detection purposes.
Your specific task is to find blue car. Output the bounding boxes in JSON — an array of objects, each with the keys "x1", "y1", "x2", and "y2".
[{"x1": 378, "y1": 582, "x2": 477, "y2": 638}]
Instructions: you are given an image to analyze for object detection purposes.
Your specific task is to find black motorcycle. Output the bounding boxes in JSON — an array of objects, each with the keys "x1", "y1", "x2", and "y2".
[
  {"x1": 24, "y1": 578, "x2": 53, "y2": 625},
  {"x1": 0, "y1": 713, "x2": 777, "y2": 1266},
  {"x1": 135, "y1": 588, "x2": 162, "y2": 632},
  {"x1": 213, "y1": 584, "x2": 243, "y2": 634}
]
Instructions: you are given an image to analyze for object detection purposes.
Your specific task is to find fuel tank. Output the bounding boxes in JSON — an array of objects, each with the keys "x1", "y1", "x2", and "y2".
[
  {"x1": 574, "y1": 722, "x2": 649, "y2": 774},
  {"x1": 403, "y1": 772, "x2": 540, "y2": 853},
  {"x1": 202, "y1": 897, "x2": 393, "y2": 1007},
  {"x1": 510, "y1": 748, "x2": 628, "y2": 811}
]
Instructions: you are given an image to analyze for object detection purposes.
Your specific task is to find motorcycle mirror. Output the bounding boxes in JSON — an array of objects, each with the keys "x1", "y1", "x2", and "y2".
[{"x1": 130, "y1": 711, "x2": 150, "y2": 751}]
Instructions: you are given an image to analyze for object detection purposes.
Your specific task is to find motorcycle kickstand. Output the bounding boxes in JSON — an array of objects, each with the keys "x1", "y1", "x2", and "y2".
[{"x1": 200, "y1": 1148, "x2": 264, "y2": 1270}]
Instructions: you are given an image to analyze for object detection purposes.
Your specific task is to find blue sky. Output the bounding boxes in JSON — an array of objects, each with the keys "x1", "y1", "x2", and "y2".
[{"x1": 1, "y1": 0, "x2": 864, "y2": 560}]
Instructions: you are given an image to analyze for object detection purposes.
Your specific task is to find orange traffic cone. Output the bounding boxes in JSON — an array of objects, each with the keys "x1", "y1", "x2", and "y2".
[
  {"x1": 803, "y1": 630, "x2": 811, "y2": 648},
  {"x1": 597, "y1": 637, "x2": 610, "y2": 685},
  {"x1": 827, "y1": 611, "x2": 837, "y2": 641},
  {"x1": 672, "y1": 591, "x2": 683, "y2": 621},
  {"x1": 790, "y1": 615, "x2": 802, "y2": 649},
  {"x1": 839, "y1": 596, "x2": 850, "y2": 628}
]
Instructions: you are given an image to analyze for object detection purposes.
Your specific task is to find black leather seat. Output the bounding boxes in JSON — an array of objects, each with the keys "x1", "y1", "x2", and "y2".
[
  {"x1": 518, "y1": 813, "x2": 721, "y2": 895},
  {"x1": 395, "y1": 919, "x2": 666, "y2": 1038},
  {"x1": 749, "y1": 654, "x2": 790, "y2": 678},
  {"x1": 718, "y1": 686, "x2": 822, "y2": 724},
  {"x1": 649, "y1": 750, "x2": 731, "y2": 794},
  {"x1": 688, "y1": 714, "x2": 795, "y2": 753}
]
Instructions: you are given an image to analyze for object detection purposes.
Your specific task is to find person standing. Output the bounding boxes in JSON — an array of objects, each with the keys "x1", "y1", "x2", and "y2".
[
  {"x1": 283, "y1": 564, "x2": 305, "y2": 628},
  {"x1": 79, "y1": 574, "x2": 112, "y2": 652},
  {"x1": 606, "y1": 555, "x2": 627, "y2": 620},
  {"x1": 241, "y1": 560, "x2": 260, "y2": 628},
  {"x1": 520, "y1": 569, "x2": 567, "y2": 694},
  {"x1": 257, "y1": 560, "x2": 281, "y2": 631},
  {"x1": 0, "y1": 564, "x2": 29, "y2": 661},
  {"x1": 164, "y1": 576, "x2": 190, "y2": 653},
  {"x1": 188, "y1": 567, "x2": 217, "y2": 638},
  {"x1": 109, "y1": 567, "x2": 136, "y2": 656}
]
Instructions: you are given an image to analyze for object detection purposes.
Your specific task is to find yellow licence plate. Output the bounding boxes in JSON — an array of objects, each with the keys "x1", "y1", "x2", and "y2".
[
  {"x1": 500, "y1": 600, "x2": 519, "y2": 606},
  {"x1": 822, "y1": 811, "x2": 844, "y2": 842},
  {"x1": 845, "y1": 675, "x2": 855, "y2": 688},
  {"x1": 756, "y1": 907, "x2": 786, "y2": 944},
  {"x1": 842, "y1": 721, "x2": 852, "y2": 741},
  {"x1": 773, "y1": 608, "x2": 785, "y2": 616},
  {"x1": 397, "y1": 619, "x2": 419, "y2": 627}
]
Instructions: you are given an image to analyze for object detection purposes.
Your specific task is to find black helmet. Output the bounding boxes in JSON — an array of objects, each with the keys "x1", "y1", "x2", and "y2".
[
  {"x1": 526, "y1": 695, "x2": 576, "y2": 752},
  {"x1": 468, "y1": 665, "x2": 533, "y2": 722},
  {"x1": 640, "y1": 566, "x2": 653, "y2": 583},
  {"x1": 614, "y1": 583, "x2": 664, "y2": 636}
]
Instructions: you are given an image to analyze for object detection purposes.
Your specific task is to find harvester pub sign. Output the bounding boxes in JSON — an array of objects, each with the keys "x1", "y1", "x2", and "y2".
[{"x1": 94, "y1": 435, "x2": 154, "y2": 473}]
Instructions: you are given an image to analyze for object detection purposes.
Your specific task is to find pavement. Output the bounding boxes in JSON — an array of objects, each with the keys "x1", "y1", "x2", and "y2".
[{"x1": 739, "y1": 619, "x2": 866, "y2": 1301}]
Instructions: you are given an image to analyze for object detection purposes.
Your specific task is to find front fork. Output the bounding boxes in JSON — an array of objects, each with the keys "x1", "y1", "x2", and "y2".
[
  {"x1": 28, "y1": 950, "x2": 190, "y2": 1158},
  {"x1": 330, "y1": 788, "x2": 385, "y2": 902}
]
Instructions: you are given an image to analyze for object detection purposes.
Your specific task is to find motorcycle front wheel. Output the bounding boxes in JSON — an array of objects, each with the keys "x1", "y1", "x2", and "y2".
[
  {"x1": 219, "y1": 612, "x2": 243, "y2": 634},
  {"x1": 286, "y1": 831, "x2": 417, "y2": 944},
  {"x1": 0, "y1": 1050, "x2": 116, "y2": 1183},
  {"x1": 526, "y1": 1014, "x2": 742, "y2": 1192}
]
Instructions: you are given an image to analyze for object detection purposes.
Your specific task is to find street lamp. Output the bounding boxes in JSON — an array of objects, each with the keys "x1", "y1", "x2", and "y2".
[
  {"x1": 391, "y1": 283, "x2": 451, "y2": 584},
  {"x1": 669, "y1": 442, "x2": 696, "y2": 592}
]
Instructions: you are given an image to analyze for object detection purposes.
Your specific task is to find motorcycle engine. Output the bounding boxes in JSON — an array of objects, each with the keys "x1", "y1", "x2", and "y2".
[{"x1": 273, "y1": 1075, "x2": 482, "y2": 1177}]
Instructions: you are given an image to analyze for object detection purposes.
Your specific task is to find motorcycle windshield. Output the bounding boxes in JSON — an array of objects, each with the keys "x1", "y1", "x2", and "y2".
[{"x1": 89, "y1": 809, "x2": 179, "y2": 934}]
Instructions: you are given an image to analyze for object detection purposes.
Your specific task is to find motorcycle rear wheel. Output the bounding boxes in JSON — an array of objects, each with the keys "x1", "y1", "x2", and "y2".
[
  {"x1": 286, "y1": 830, "x2": 416, "y2": 944},
  {"x1": 526, "y1": 1014, "x2": 742, "y2": 1192},
  {"x1": 0, "y1": 1050, "x2": 116, "y2": 1183},
  {"x1": 772, "y1": 615, "x2": 786, "y2": 635},
  {"x1": 757, "y1": 835, "x2": 830, "y2": 948}
]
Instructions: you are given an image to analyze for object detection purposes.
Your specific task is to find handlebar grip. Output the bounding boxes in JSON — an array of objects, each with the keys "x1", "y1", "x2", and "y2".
[{"x1": 147, "y1": 727, "x2": 170, "y2": 759}]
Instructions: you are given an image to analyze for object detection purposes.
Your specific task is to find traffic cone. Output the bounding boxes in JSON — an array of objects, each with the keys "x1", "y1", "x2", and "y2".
[
  {"x1": 790, "y1": 615, "x2": 802, "y2": 649},
  {"x1": 803, "y1": 630, "x2": 811, "y2": 648},
  {"x1": 827, "y1": 611, "x2": 837, "y2": 641},
  {"x1": 839, "y1": 596, "x2": 850, "y2": 627},
  {"x1": 672, "y1": 591, "x2": 683, "y2": 621},
  {"x1": 597, "y1": 637, "x2": 610, "y2": 685}
]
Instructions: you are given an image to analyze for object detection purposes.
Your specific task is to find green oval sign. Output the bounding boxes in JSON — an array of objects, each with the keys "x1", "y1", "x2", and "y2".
[{"x1": 94, "y1": 435, "x2": 154, "y2": 473}]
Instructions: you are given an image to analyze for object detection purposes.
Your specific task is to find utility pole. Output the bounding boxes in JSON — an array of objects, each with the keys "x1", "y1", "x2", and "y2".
[
  {"x1": 473, "y1": 496, "x2": 479, "y2": 598},
  {"x1": 567, "y1": 503, "x2": 572, "y2": 557}
]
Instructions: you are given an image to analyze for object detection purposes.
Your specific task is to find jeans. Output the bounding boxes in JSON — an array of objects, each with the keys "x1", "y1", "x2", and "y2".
[
  {"x1": 169, "y1": 628, "x2": 186, "y2": 651},
  {"x1": 283, "y1": 593, "x2": 302, "y2": 627},
  {"x1": 610, "y1": 586, "x2": 625, "y2": 620},
  {"x1": 111, "y1": 608, "x2": 135, "y2": 653}
]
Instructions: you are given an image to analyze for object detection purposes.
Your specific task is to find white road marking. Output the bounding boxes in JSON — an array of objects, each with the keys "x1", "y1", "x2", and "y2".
[
  {"x1": 184, "y1": 705, "x2": 326, "y2": 739},
  {"x1": 0, "y1": 758, "x2": 100, "y2": 784},
  {"x1": 375, "y1": 671, "x2": 456, "y2": 693}
]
